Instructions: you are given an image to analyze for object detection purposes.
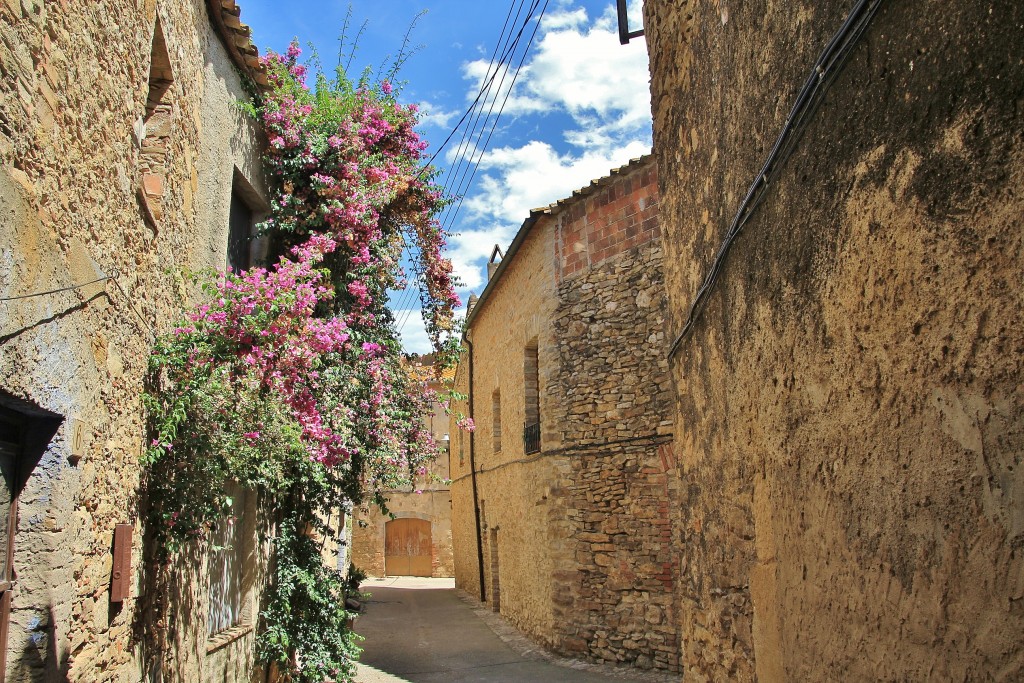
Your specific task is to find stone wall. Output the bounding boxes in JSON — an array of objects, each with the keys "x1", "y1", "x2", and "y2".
[
  {"x1": 545, "y1": 159, "x2": 677, "y2": 670},
  {"x1": 0, "y1": 1, "x2": 272, "y2": 680},
  {"x1": 451, "y1": 157, "x2": 679, "y2": 672},
  {"x1": 550, "y1": 165, "x2": 668, "y2": 445},
  {"x1": 645, "y1": 0, "x2": 1024, "y2": 679}
]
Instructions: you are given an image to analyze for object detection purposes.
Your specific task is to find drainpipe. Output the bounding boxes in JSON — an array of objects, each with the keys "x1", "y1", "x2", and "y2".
[{"x1": 465, "y1": 334, "x2": 486, "y2": 602}]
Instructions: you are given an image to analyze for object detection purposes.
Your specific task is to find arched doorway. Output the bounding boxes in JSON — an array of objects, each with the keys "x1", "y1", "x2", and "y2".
[{"x1": 384, "y1": 518, "x2": 432, "y2": 577}]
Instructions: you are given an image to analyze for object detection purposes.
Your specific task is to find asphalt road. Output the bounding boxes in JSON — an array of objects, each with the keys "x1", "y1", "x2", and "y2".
[{"x1": 354, "y1": 577, "x2": 663, "y2": 683}]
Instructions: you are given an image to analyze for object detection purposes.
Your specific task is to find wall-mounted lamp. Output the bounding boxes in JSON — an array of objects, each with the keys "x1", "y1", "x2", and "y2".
[
  {"x1": 442, "y1": 433, "x2": 450, "y2": 453},
  {"x1": 616, "y1": 0, "x2": 645, "y2": 45}
]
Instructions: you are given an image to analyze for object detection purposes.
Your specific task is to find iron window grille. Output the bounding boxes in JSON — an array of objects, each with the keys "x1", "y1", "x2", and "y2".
[{"x1": 523, "y1": 422, "x2": 541, "y2": 455}]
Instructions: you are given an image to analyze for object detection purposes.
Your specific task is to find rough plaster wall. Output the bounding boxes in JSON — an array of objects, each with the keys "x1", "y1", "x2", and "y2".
[
  {"x1": 646, "y1": 0, "x2": 1024, "y2": 679},
  {"x1": 472, "y1": 222, "x2": 561, "y2": 637},
  {"x1": 0, "y1": 1, "x2": 269, "y2": 680},
  {"x1": 193, "y1": 24, "x2": 267, "y2": 270}
]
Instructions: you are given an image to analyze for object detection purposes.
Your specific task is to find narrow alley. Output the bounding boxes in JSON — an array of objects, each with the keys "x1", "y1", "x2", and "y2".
[{"x1": 355, "y1": 578, "x2": 674, "y2": 683}]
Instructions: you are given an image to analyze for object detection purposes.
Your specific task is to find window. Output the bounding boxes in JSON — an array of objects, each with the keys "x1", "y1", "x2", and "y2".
[
  {"x1": 207, "y1": 482, "x2": 254, "y2": 636},
  {"x1": 491, "y1": 390, "x2": 501, "y2": 454},
  {"x1": 226, "y1": 184, "x2": 254, "y2": 273},
  {"x1": 524, "y1": 341, "x2": 540, "y2": 454},
  {"x1": 226, "y1": 169, "x2": 269, "y2": 274}
]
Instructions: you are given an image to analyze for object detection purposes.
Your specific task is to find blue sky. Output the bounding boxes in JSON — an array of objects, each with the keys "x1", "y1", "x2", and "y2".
[{"x1": 239, "y1": 0, "x2": 650, "y2": 352}]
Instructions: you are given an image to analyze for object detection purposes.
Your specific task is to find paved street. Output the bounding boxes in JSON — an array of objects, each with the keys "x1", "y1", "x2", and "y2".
[{"x1": 354, "y1": 577, "x2": 672, "y2": 683}]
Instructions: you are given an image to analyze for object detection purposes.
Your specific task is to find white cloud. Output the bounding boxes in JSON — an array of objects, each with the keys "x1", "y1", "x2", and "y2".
[
  {"x1": 460, "y1": 61, "x2": 549, "y2": 117},
  {"x1": 460, "y1": 6, "x2": 651, "y2": 127},
  {"x1": 447, "y1": 222, "x2": 520, "y2": 292},
  {"x1": 394, "y1": 308, "x2": 431, "y2": 355},
  {"x1": 415, "y1": 102, "x2": 460, "y2": 129},
  {"x1": 542, "y1": 7, "x2": 588, "y2": 31},
  {"x1": 463, "y1": 139, "x2": 650, "y2": 224}
]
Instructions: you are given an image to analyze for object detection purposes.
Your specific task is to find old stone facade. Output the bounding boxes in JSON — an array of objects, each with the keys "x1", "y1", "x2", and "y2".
[
  {"x1": 351, "y1": 364, "x2": 455, "y2": 578},
  {"x1": 645, "y1": 0, "x2": 1024, "y2": 679},
  {"x1": 0, "y1": 1, "x2": 274, "y2": 680},
  {"x1": 450, "y1": 156, "x2": 680, "y2": 672}
]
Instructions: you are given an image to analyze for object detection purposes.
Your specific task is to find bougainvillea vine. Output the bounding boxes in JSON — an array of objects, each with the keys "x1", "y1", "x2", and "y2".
[{"x1": 142, "y1": 41, "x2": 462, "y2": 682}]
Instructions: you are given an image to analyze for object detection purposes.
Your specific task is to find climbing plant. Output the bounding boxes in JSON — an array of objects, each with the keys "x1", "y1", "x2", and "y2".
[{"x1": 141, "y1": 41, "x2": 461, "y2": 682}]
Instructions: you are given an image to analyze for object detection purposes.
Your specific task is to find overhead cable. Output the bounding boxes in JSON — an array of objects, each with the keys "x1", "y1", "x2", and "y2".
[{"x1": 439, "y1": 0, "x2": 551, "y2": 236}]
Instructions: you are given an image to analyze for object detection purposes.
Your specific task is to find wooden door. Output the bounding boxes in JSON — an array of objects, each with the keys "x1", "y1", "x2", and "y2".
[{"x1": 384, "y1": 518, "x2": 432, "y2": 577}]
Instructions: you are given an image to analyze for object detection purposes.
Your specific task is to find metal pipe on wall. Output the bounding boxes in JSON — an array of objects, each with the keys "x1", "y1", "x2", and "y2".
[{"x1": 465, "y1": 335, "x2": 487, "y2": 602}]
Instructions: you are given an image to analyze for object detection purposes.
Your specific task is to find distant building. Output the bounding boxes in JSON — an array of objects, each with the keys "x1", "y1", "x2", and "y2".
[
  {"x1": 450, "y1": 155, "x2": 680, "y2": 672},
  {"x1": 0, "y1": 1, "x2": 276, "y2": 679},
  {"x1": 351, "y1": 362, "x2": 455, "y2": 578}
]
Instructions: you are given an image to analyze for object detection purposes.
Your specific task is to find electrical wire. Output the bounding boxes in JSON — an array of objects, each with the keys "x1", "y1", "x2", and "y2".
[
  {"x1": 666, "y1": 0, "x2": 884, "y2": 359},
  {"x1": 396, "y1": 0, "x2": 551, "y2": 342},
  {"x1": 396, "y1": 0, "x2": 529, "y2": 338},
  {"x1": 437, "y1": 0, "x2": 549, "y2": 237},
  {"x1": 419, "y1": 0, "x2": 538, "y2": 174},
  {"x1": 440, "y1": 0, "x2": 550, "y2": 237},
  {"x1": 433, "y1": 0, "x2": 529, "y2": 196},
  {"x1": 1, "y1": 268, "x2": 154, "y2": 340},
  {"x1": 435, "y1": 0, "x2": 537, "y2": 203}
]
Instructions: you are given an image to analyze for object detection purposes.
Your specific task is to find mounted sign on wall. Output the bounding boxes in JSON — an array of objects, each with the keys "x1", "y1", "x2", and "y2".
[{"x1": 69, "y1": 418, "x2": 87, "y2": 464}]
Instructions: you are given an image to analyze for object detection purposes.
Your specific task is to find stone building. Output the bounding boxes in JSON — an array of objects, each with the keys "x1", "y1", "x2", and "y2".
[
  {"x1": 351, "y1": 362, "x2": 455, "y2": 578},
  {"x1": 643, "y1": 0, "x2": 1024, "y2": 679},
  {"x1": 450, "y1": 155, "x2": 680, "y2": 672},
  {"x1": 0, "y1": 0, "x2": 276, "y2": 680}
]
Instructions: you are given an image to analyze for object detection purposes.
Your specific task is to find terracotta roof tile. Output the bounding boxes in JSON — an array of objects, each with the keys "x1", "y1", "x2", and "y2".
[
  {"x1": 208, "y1": 0, "x2": 270, "y2": 90},
  {"x1": 530, "y1": 154, "x2": 653, "y2": 218}
]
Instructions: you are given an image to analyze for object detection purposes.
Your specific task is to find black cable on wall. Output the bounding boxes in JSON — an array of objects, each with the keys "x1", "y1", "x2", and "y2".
[{"x1": 667, "y1": 0, "x2": 885, "y2": 359}]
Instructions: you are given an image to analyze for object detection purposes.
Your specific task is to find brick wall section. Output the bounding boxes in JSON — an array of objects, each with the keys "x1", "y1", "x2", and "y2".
[{"x1": 555, "y1": 164, "x2": 659, "y2": 281}]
